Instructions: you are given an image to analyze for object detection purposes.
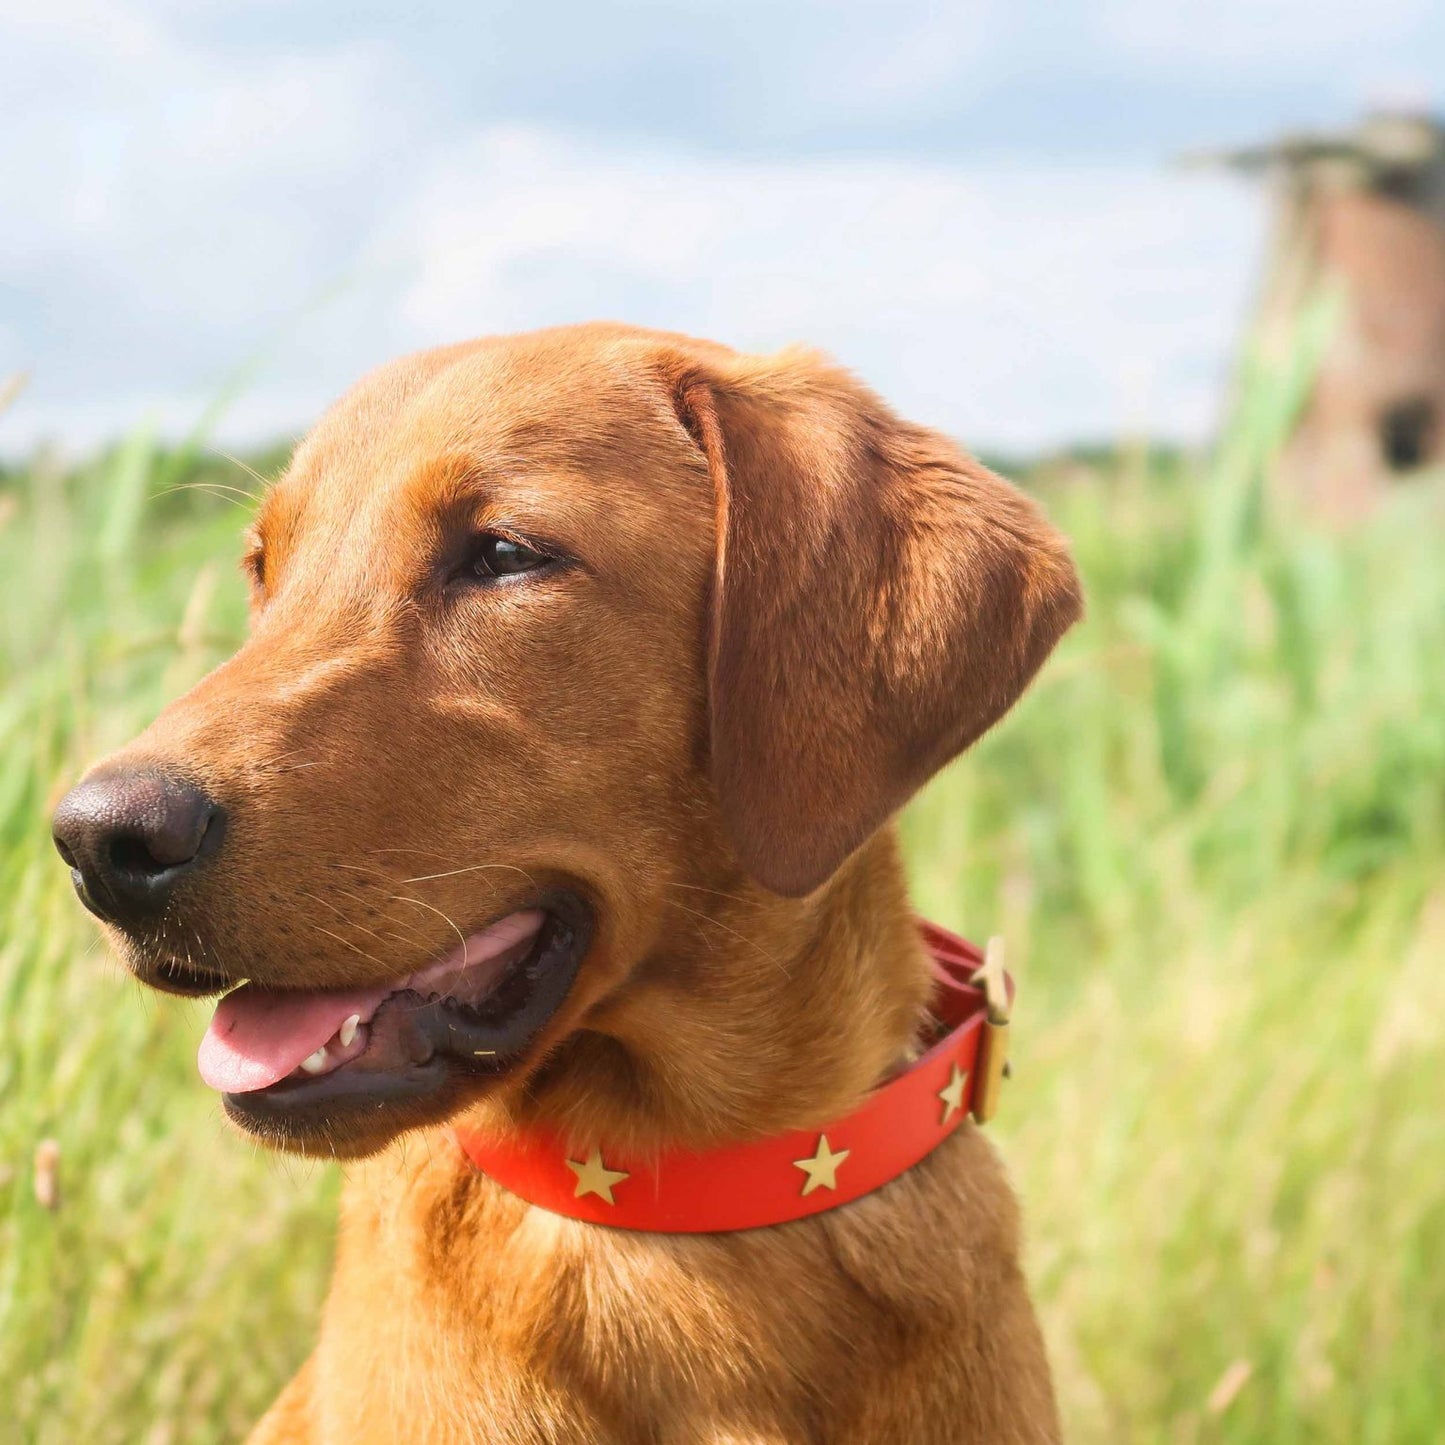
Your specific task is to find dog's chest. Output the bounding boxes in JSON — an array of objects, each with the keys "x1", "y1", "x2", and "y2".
[
  {"x1": 311, "y1": 1164, "x2": 868, "y2": 1442},
  {"x1": 303, "y1": 1137, "x2": 1051, "y2": 1445}
]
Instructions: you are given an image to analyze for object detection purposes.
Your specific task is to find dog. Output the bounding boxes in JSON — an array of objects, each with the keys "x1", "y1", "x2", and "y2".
[{"x1": 52, "y1": 323, "x2": 1081, "y2": 1443}]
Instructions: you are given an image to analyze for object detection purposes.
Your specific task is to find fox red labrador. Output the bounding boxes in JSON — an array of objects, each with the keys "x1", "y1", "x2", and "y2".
[{"x1": 53, "y1": 323, "x2": 1081, "y2": 1443}]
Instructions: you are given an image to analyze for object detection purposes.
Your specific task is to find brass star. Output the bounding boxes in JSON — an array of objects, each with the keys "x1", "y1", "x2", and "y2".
[
  {"x1": 793, "y1": 1134, "x2": 851, "y2": 1197},
  {"x1": 565, "y1": 1148, "x2": 629, "y2": 1205},
  {"x1": 937, "y1": 1062, "x2": 969, "y2": 1125}
]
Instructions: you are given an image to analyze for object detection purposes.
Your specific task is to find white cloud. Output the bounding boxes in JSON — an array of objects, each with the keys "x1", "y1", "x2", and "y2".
[
  {"x1": 385, "y1": 130, "x2": 1261, "y2": 450},
  {"x1": 0, "y1": 1, "x2": 421, "y2": 453},
  {"x1": 787, "y1": 4, "x2": 1004, "y2": 122},
  {"x1": 0, "y1": 1, "x2": 1285, "y2": 457},
  {"x1": 0, "y1": 0, "x2": 164, "y2": 62},
  {"x1": 1098, "y1": 0, "x2": 1432, "y2": 68}
]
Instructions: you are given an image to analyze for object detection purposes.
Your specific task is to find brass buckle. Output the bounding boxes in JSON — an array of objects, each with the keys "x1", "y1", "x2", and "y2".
[{"x1": 969, "y1": 936, "x2": 1011, "y2": 1124}]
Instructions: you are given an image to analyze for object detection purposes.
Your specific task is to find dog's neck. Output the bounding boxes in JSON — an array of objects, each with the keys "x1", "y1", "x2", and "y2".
[{"x1": 485, "y1": 827, "x2": 934, "y2": 1154}]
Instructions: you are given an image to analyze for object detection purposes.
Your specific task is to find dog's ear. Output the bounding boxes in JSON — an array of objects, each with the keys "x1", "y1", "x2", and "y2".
[{"x1": 667, "y1": 347, "x2": 1082, "y2": 897}]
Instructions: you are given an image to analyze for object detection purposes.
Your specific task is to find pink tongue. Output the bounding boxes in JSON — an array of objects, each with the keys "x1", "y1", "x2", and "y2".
[
  {"x1": 197, "y1": 909, "x2": 548, "y2": 1094},
  {"x1": 199, "y1": 983, "x2": 388, "y2": 1094}
]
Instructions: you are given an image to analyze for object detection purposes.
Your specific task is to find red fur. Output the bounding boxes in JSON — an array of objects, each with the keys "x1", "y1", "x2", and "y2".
[{"x1": 89, "y1": 324, "x2": 1081, "y2": 1443}]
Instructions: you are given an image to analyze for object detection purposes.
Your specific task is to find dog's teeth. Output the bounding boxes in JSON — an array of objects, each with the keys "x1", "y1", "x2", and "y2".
[
  {"x1": 300, "y1": 1047, "x2": 329, "y2": 1075},
  {"x1": 338, "y1": 1014, "x2": 361, "y2": 1048}
]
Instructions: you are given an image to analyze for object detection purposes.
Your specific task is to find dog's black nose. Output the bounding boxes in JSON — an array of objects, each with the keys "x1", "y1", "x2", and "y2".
[{"x1": 52, "y1": 771, "x2": 223, "y2": 923}]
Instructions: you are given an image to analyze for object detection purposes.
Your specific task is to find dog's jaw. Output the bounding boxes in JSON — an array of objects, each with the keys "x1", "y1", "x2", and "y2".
[{"x1": 207, "y1": 890, "x2": 595, "y2": 1159}]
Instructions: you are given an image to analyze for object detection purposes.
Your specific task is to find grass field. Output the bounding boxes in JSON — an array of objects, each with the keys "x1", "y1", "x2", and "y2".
[{"x1": 1, "y1": 362, "x2": 1442, "y2": 1443}]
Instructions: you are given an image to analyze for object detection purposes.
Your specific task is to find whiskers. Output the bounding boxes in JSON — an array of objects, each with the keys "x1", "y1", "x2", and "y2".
[
  {"x1": 281, "y1": 848, "x2": 554, "y2": 978},
  {"x1": 207, "y1": 448, "x2": 272, "y2": 493},
  {"x1": 297, "y1": 888, "x2": 429, "y2": 959},
  {"x1": 251, "y1": 745, "x2": 335, "y2": 778},
  {"x1": 157, "y1": 481, "x2": 259, "y2": 512},
  {"x1": 157, "y1": 449, "x2": 272, "y2": 513},
  {"x1": 385, "y1": 893, "x2": 470, "y2": 959},
  {"x1": 397, "y1": 861, "x2": 537, "y2": 887}
]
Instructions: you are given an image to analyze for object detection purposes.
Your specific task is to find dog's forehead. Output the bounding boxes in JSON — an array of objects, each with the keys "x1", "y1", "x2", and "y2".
[
  {"x1": 400, "y1": 344, "x2": 682, "y2": 475},
  {"x1": 267, "y1": 332, "x2": 700, "y2": 547}
]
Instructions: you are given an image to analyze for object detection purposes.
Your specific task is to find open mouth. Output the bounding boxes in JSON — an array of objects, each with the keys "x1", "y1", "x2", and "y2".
[{"x1": 196, "y1": 889, "x2": 592, "y2": 1153}]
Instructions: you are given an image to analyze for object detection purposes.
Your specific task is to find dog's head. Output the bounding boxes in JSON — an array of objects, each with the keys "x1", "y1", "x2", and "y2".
[{"x1": 52, "y1": 324, "x2": 1080, "y2": 1158}]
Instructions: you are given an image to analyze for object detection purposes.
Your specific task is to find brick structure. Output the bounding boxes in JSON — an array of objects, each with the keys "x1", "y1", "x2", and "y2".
[{"x1": 1211, "y1": 112, "x2": 1445, "y2": 515}]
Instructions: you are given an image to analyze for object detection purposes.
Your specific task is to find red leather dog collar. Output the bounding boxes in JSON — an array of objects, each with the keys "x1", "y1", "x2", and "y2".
[{"x1": 454, "y1": 921, "x2": 1013, "y2": 1233}]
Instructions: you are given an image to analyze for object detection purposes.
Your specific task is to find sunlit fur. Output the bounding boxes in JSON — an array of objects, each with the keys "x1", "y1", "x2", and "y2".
[{"x1": 88, "y1": 324, "x2": 1081, "y2": 1442}]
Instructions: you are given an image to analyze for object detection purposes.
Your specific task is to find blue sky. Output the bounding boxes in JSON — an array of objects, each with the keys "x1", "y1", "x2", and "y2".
[{"x1": 3, "y1": 0, "x2": 1443, "y2": 456}]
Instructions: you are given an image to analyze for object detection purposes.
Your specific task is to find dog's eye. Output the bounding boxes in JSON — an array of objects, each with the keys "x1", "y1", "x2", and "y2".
[
  {"x1": 242, "y1": 540, "x2": 267, "y2": 598},
  {"x1": 468, "y1": 533, "x2": 552, "y2": 580}
]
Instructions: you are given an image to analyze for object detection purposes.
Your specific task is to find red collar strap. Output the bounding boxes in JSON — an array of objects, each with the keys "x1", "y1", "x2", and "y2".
[{"x1": 454, "y1": 921, "x2": 1013, "y2": 1234}]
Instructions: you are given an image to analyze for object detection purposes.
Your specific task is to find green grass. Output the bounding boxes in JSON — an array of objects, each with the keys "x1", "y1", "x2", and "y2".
[{"x1": 1, "y1": 369, "x2": 1442, "y2": 1442}]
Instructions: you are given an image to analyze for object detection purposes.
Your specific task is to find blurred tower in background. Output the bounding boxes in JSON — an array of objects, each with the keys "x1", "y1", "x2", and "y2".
[{"x1": 1209, "y1": 112, "x2": 1445, "y2": 514}]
